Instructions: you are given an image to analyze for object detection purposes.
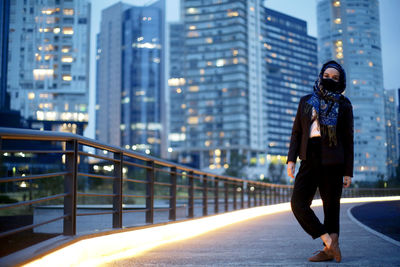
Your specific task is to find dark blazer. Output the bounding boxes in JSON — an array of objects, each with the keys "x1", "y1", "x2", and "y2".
[{"x1": 287, "y1": 94, "x2": 354, "y2": 177}]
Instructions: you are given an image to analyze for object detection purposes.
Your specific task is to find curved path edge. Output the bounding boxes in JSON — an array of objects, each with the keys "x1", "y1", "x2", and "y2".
[{"x1": 347, "y1": 203, "x2": 400, "y2": 247}]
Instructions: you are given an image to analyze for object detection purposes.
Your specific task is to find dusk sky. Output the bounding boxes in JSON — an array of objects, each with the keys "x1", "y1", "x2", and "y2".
[{"x1": 85, "y1": 0, "x2": 400, "y2": 138}]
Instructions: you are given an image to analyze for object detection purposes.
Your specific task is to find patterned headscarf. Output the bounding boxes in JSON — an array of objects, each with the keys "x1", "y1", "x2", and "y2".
[{"x1": 305, "y1": 60, "x2": 346, "y2": 146}]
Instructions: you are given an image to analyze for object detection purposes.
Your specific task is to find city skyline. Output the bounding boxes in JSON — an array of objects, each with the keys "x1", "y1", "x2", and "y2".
[{"x1": 85, "y1": 0, "x2": 400, "y2": 139}]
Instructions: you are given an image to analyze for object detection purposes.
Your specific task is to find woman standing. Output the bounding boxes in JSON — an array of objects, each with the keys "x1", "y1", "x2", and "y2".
[{"x1": 286, "y1": 60, "x2": 354, "y2": 262}]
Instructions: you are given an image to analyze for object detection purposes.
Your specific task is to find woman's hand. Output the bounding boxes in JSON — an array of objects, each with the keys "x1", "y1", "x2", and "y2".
[
  {"x1": 343, "y1": 176, "x2": 352, "y2": 188},
  {"x1": 287, "y1": 161, "x2": 295, "y2": 179}
]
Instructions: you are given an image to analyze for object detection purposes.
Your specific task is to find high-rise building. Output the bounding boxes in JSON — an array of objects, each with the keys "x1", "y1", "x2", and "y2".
[
  {"x1": 383, "y1": 89, "x2": 398, "y2": 178},
  {"x1": 6, "y1": 0, "x2": 91, "y2": 134},
  {"x1": 317, "y1": 0, "x2": 386, "y2": 181},
  {"x1": 1, "y1": 0, "x2": 11, "y2": 111},
  {"x1": 261, "y1": 7, "x2": 318, "y2": 157},
  {"x1": 96, "y1": 1, "x2": 166, "y2": 157},
  {"x1": 96, "y1": 3, "x2": 130, "y2": 147},
  {"x1": 174, "y1": 1, "x2": 317, "y2": 177},
  {"x1": 168, "y1": 22, "x2": 186, "y2": 154}
]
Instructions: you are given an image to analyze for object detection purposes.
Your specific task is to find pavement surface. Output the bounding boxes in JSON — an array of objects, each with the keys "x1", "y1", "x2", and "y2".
[
  {"x1": 108, "y1": 202, "x2": 400, "y2": 266},
  {"x1": 351, "y1": 200, "x2": 400, "y2": 242}
]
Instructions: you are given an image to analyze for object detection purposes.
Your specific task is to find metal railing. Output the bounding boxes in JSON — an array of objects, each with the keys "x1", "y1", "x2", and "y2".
[{"x1": 0, "y1": 127, "x2": 399, "y2": 249}]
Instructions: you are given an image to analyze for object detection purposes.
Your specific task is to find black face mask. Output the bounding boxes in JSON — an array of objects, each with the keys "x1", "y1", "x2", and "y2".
[{"x1": 321, "y1": 78, "x2": 339, "y2": 92}]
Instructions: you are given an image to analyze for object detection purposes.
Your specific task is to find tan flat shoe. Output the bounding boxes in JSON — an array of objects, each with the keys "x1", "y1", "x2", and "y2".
[
  {"x1": 326, "y1": 233, "x2": 342, "y2": 262},
  {"x1": 308, "y1": 248, "x2": 334, "y2": 262}
]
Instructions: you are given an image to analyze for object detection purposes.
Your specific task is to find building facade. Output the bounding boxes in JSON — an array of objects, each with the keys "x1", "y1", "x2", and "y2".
[
  {"x1": 7, "y1": 0, "x2": 91, "y2": 133},
  {"x1": 168, "y1": 22, "x2": 186, "y2": 154},
  {"x1": 1, "y1": 0, "x2": 11, "y2": 111},
  {"x1": 383, "y1": 89, "x2": 398, "y2": 178},
  {"x1": 96, "y1": 1, "x2": 166, "y2": 157},
  {"x1": 317, "y1": 0, "x2": 386, "y2": 181},
  {"x1": 173, "y1": 1, "x2": 317, "y2": 178}
]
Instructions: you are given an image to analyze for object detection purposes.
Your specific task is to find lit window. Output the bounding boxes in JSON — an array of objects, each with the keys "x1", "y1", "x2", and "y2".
[
  {"x1": 63, "y1": 9, "x2": 74, "y2": 15},
  {"x1": 176, "y1": 88, "x2": 182, "y2": 93},
  {"x1": 33, "y1": 69, "x2": 54, "y2": 80},
  {"x1": 368, "y1": 61, "x2": 373, "y2": 67},
  {"x1": 334, "y1": 18, "x2": 341, "y2": 24},
  {"x1": 62, "y1": 56, "x2": 73, "y2": 63},
  {"x1": 188, "y1": 116, "x2": 199, "y2": 124},
  {"x1": 189, "y1": 25, "x2": 196, "y2": 30},
  {"x1": 189, "y1": 86, "x2": 199, "y2": 92},
  {"x1": 62, "y1": 75, "x2": 72, "y2": 81},
  {"x1": 227, "y1": 11, "x2": 239, "y2": 17},
  {"x1": 187, "y1": 8, "x2": 198, "y2": 14},
  {"x1": 233, "y1": 58, "x2": 238, "y2": 64},
  {"x1": 333, "y1": 1, "x2": 340, "y2": 7},
  {"x1": 28, "y1": 92, "x2": 35, "y2": 99},
  {"x1": 216, "y1": 59, "x2": 225, "y2": 67},
  {"x1": 53, "y1": 27, "x2": 60, "y2": 34},
  {"x1": 63, "y1": 27, "x2": 74, "y2": 35},
  {"x1": 61, "y1": 47, "x2": 71, "y2": 53},
  {"x1": 205, "y1": 38, "x2": 213, "y2": 44}
]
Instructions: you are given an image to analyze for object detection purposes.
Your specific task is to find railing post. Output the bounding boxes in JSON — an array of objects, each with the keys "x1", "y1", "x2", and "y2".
[
  {"x1": 224, "y1": 180, "x2": 229, "y2": 212},
  {"x1": 240, "y1": 182, "x2": 244, "y2": 209},
  {"x1": 264, "y1": 186, "x2": 267, "y2": 205},
  {"x1": 203, "y1": 174, "x2": 208, "y2": 216},
  {"x1": 274, "y1": 186, "x2": 278, "y2": 204},
  {"x1": 253, "y1": 185, "x2": 257, "y2": 206},
  {"x1": 64, "y1": 139, "x2": 77, "y2": 235},
  {"x1": 233, "y1": 182, "x2": 237, "y2": 210},
  {"x1": 247, "y1": 183, "x2": 251, "y2": 208},
  {"x1": 146, "y1": 160, "x2": 155, "y2": 224},
  {"x1": 169, "y1": 166, "x2": 177, "y2": 221},
  {"x1": 113, "y1": 152, "x2": 123, "y2": 228},
  {"x1": 214, "y1": 177, "x2": 219, "y2": 213},
  {"x1": 188, "y1": 171, "x2": 194, "y2": 218}
]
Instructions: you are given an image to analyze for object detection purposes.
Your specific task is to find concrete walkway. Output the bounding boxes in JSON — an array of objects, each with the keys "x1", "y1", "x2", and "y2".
[{"x1": 109, "y1": 203, "x2": 400, "y2": 266}]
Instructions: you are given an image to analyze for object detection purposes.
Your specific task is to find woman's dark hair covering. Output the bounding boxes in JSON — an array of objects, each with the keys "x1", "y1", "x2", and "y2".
[{"x1": 319, "y1": 60, "x2": 346, "y2": 93}]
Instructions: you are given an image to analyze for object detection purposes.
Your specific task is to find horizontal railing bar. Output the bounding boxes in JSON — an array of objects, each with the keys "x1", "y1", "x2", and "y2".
[
  {"x1": 77, "y1": 172, "x2": 115, "y2": 180},
  {"x1": 154, "y1": 181, "x2": 172, "y2": 187},
  {"x1": 76, "y1": 211, "x2": 115, "y2": 217},
  {"x1": 153, "y1": 167, "x2": 174, "y2": 175},
  {"x1": 77, "y1": 192, "x2": 117, "y2": 197},
  {"x1": 0, "y1": 171, "x2": 70, "y2": 183},
  {"x1": 0, "y1": 193, "x2": 68, "y2": 211},
  {"x1": 0, "y1": 215, "x2": 68, "y2": 239},
  {"x1": 177, "y1": 185, "x2": 190, "y2": 189},
  {"x1": 154, "y1": 195, "x2": 172, "y2": 199},
  {"x1": 123, "y1": 178, "x2": 149, "y2": 184},
  {"x1": 122, "y1": 208, "x2": 149, "y2": 213},
  {"x1": 153, "y1": 208, "x2": 171, "y2": 212},
  {"x1": 0, "y1": 150, "x2": 74, "y2": 154},
  {"x1": 122, "y1": 160, "x2": 152, "y2": 170},
  {"x1": 122, "y1": 194, "x2": 149, "y2": 198},
  {"x1": 193, "y1": 186, "x2": 204, "y2": 190},
  {"x1": 78, "y1": 151, "x2": 121, "y2": 163}
]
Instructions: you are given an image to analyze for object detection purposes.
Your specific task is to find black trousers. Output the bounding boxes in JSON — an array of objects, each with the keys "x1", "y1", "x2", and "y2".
[{"x1": 291, "y1": 137, "x2": 343, "y2": 239}]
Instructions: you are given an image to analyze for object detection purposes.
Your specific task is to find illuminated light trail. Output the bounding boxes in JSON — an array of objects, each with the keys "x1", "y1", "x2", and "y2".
[{"x1": 24, "y1": 196, "x2": 400, "y2": 267}]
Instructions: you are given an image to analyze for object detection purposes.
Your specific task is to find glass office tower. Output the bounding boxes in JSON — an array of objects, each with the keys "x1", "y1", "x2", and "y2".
[
  {"x1": 168, "y1": 23, "x2": 186, "y2": 154},
  {"x1": 317, "y1": 0, "x2": 387, "y2": 181},
  {"x1": 261, "y1": 7, "x2": 318, "y2": 158},
  {"x1": 383, "y1": 89, "x2": 398, "y2": 178},
  {"x1": 7, "y1": 0, "x2": 90, "y2": 133},
  {"x1": 177, "y1": 0, "x2": 317, "y2": 178},
  {"x1": 96, "y1": 1, "x2": 166, "y2": 157}
]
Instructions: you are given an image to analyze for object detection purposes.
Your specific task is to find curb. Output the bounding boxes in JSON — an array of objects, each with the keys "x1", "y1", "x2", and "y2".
[{"x1": 347, "y1": 204, "x2": 400, "y2": 247}]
